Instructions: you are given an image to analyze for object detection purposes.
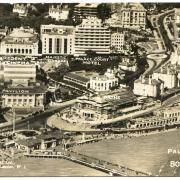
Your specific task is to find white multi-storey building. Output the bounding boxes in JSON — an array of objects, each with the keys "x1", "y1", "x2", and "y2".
[
  {"x1": 49, "y1": 4, "x2": 69, "y2": 21},
  {"x1": 111, "y1": 32, "x2": 125, "y2": 53},
  {"x1": 133, "y1": 76, "x2": 163, "y2": 98},
  {"x1": 0, "y1": 27, "x2": 39, "y2": 56},
  {"x1": 41, "y1": 24, "x2": 75, "y2": 55},
  {"x1": 90, "y1": 69, "x2": 119, "y2": 92},
  {"x1": 152, "y1": 67, "x2": 178, "y2": 89},
  {"x1": 121, "y1": 3, "x2": 146, "y2": 29},
  {"x1": 107, "y1": 3, "x2": 146, "y2": 29},
  {"x1": 74, "y1": 17, "x2": 111, "y2": 56},
  {"x1": 13, "y1": 3, "x2": 28, "y2": 17}
]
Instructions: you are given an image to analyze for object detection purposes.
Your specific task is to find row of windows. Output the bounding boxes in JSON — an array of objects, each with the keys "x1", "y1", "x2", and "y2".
[
  {"x1": 7, "y1": 99, "x2": 33, "y2": 103},
  {"x1": 5, "y1": 94, "x2": 33, "y2": 97},
  {"x1": 166, "y1": 112, "x2": 180, "y2": 117},
  {"x1": 92, "y1": 81, "x2": 118, "y2": 87},
  {"x1": 6, "y1": 48, "x2": 32, "y2": 54},
  {"x1": 75, "y1": 44, "x2": 110, "y2": 47}
]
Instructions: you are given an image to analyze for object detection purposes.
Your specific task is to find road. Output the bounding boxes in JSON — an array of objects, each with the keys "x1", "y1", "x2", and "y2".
[
  {"x1": 0, "y1": 99, "x2": 76, "y2": 133},
  {"x1": 143, "y1": 58, "x2": 156, "y2": 77}
]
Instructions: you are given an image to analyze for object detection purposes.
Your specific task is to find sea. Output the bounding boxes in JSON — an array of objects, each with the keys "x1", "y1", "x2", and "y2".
[{"x1": 0, "y1": 129, "x2": 180, "y2": 176}]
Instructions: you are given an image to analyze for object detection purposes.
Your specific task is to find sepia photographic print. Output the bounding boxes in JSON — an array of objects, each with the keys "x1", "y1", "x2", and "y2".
[{"x1": 0, "y1": 0, "x2": 180, "y2": 177}]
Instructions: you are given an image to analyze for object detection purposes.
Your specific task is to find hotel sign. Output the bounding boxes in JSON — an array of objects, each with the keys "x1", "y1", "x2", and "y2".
[{"x1": 3, "y1": 89, "x2": 30, "y2": 94}]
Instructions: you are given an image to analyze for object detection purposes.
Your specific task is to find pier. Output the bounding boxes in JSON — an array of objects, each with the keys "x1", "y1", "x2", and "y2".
[{"x1": 24, "y1": 150, "x2": 151, "y2": 176}]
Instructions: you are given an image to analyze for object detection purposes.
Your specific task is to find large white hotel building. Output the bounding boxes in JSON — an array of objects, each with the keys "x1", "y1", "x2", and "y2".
[
  {"x1": 74, "y1": 17, "x2": 111, "y2": 56},
  {"x1": 40, "y1": 17, "x2": 117, "y2": 56},
  {"x1": 41, "y1": 24, "x2": 75, "y2": 55}
]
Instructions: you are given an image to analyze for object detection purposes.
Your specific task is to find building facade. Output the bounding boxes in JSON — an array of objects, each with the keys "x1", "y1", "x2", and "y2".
[
  {"x1": 174, "y1": 8, "x2": 180, "y2": 43},
  {"x1": 119, "y1": 57, "x2": 137, "y2": 72},
  {"x1": 73, "y1": 3, "x2": 99, "y2": 20},
  {"x1": 90, "y1": 69, "x2": 119, "y2": 92},
  {"x1": 152, "y1": 67, "x2": 178, "y2": 89},
  {"x1": 0, "y1": 60, "x2": 36, "y2": 83},
  {"x1": 71, "y1": 88, "x2": 137, "y2": 121},
  {"x1": 133, "y1": 76, "x2": 163, "y2": 98},
  {"x1": 111, "y1": 32, "x2": 125, "y2": 53},
  {"x1": 41, "y1": 24, "x2": 75, "y2": 55},
  {"x1": 74, "y1": 17, "x2": 111, "y2": 56},
  {"x1": 49, "y1": 4, "x2": 69, "y2": 21},
  {"x1": 107, "y1": 3, "x2": 146, "y2": 29},
  {"x1": 2, "y1": 85, "x2": 46, "y2": 110},
  {"x1": 163, "y1": 106, "x2": 180, "y2": 118},
  {"x1": 0, "y1": 27, "x2": 39, "y2": 56},
  {"x1": 13, "y1": 3, "x2": 28, "y2": 17},
  {"x1": 63, "y1": 71, "x2": 91, "y2": 88}
]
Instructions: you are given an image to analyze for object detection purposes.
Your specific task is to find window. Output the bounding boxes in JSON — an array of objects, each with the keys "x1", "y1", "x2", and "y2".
[
  {"x1": 49, "y1": 38, "x2": 52, "y2": 53},
  {"x1": 64, "y1": 38, "x2": 67, "y2": 54}
]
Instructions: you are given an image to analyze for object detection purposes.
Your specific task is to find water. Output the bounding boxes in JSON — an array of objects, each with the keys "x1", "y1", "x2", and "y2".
[{"x1": 1, "y1": 129, "x2": 180, "y2": 176}]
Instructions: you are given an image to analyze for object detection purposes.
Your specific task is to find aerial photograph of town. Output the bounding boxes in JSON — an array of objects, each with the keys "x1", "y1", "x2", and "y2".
[{"x1": 0, "y1": 1, "x2": 180, "y2": 177}]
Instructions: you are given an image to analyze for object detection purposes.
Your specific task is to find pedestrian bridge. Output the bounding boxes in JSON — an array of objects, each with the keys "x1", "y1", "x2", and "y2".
[{"x1": 24, "y1": 150, "x2": 152, "y2": 176}]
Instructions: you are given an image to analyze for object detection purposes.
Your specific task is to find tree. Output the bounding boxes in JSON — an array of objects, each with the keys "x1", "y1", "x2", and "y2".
[
  {"x1": 85, "y1": 50, "x2": 97, "y2": 57},
  {"x1": 97, "y1": 3, "x2": 111, "y2": 22}
]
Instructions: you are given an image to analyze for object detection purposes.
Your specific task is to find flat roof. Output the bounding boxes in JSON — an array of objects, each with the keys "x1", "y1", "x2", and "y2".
[
  {"x1": 134, "y1": 78, "x2": 161, "y2": 86},
  {"x1": 77, "y1": 88, "x2": 137, "y2": 106},
  {"x1": 3, "y1": 85, "x2": 47, "y2": 94},
  {"x1": 154, "y1": 67, "x2": 177, "y2": 75},
  {"x1": 64, "y1": 71, "x2": 98, "y2": 83},
  {"x1": 75, "y1": 3, "x2": 99, "y2": 8}
]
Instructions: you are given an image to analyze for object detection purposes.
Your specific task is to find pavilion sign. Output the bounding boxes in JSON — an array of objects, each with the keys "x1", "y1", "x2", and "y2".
[{"x1": 3, "y1": 89, "x2": 30, "y2": 94}]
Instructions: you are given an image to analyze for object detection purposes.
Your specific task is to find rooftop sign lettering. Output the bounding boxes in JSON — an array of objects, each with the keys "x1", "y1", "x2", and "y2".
[
  {"x1": 3, "y1": 89, "x2": 30, "y2": 94},
  {"x1": 3, "y1": 61, "x2": 30, "y2": 65}
]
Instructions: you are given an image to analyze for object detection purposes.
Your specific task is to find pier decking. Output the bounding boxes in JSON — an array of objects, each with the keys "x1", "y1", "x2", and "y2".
[{"x1": 24, "y1": 150, "x2": 151, "y2": 176}]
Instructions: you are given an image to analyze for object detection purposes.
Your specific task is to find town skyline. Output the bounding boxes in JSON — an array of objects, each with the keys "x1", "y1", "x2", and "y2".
[{"x1": 0, "y1": 2, "x2": 179, "y2": 177}]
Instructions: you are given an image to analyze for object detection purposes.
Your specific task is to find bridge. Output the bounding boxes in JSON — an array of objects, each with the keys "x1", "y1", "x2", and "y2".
[{"x1": 24, "y1": 150, "x2": 151, "y2": 176}]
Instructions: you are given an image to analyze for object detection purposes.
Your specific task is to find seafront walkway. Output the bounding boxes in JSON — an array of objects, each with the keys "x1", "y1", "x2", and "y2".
[{"x1": 24, "y1": 150, "x2": 151, "y2": 176}]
